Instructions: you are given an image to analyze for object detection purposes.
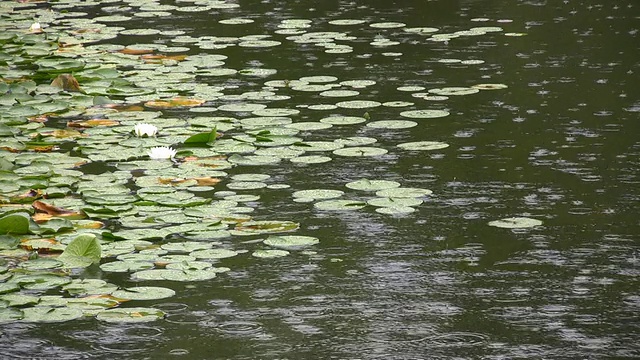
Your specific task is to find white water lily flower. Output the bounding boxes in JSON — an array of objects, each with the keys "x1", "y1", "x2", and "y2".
[
  {"x1": 148, "y1": 146, "x2": 177, "y2": 160},
  {"x1": 134, "y1": 123, "x2": 158, "y2": 137},
  {"x1": 29, "y1": 22, "x2": 42, "y2": 33}
]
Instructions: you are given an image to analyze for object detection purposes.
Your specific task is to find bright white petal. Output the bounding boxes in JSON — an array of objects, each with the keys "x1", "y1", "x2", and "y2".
[
  {"x1": 148, "y1": 146, "x2": 176, "y2": 159},
  {"x1": 134, "y1": 123, "x2": 158, "y2": 137}
]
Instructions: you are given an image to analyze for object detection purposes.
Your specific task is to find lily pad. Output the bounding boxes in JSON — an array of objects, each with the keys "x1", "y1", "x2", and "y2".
[
  {"x1": 400, "y1": 109, "x2": 450, "y2": 119},
  {"x1": 112, "y1": 286, "x2": 175, "y2": 300},
  {"x1": 263, "y1": 235, "x2": 319, "y2": 249},
  {"x1": 252, "y1": 249, "x2": 290, "y2": 258},
  {"x1": 313, "y1": 200, "x2": 367, "y2": 211},
  {"x1": 375, "y1": 187, "x2": 433, "y2": 198},
  {"x1": 397, "y1": 141, "x2": 450, "y2": 151},
  {"x1": 345, "y1": 179, "x2": 401, "y2": 191},
  {"x1": 333, "y1": 147, "x2": 387, "y2": 157},
  {"x1": 488, "y1": 217, "x2": 543, "y2": 229},
  {"x1": 22, "y1": 307, "x2": 84, "y2": 323},
  {"x1": 96, "y1": 307, "x2": 165, "y2": 323}
]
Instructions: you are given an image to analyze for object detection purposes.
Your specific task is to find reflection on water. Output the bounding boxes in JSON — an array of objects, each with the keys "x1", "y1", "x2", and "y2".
[{"x1": 1, "y1": 0, "x2": 639, "y2": 358}]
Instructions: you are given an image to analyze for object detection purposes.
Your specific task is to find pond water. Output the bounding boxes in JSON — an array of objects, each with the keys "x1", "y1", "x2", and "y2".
[{"x1": 0, "y1": 0, "x2": 638, "y2": 359}]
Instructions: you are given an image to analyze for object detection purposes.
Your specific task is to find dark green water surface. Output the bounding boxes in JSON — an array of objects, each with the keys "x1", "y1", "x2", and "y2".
[{"x1": 1, "y1": 0, "x2": 638, "y2": 359}]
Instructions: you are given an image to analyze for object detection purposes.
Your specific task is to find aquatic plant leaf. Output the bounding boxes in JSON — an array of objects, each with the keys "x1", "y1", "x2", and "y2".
[
  {"x1": 345, "y1": 179, "x2": 401, "y2": 191},
  {"x1": 58, "y1": 234, "x2": 102, "y2": 266},
  {"x1": 488, "y1": 217, "x2": 543, "y2": 228},
  {"x1": 50, "y1": 74, "x2": 82, "y2": 92},
  {"x1": 0, "y1": 212, "x2": 33, "y2": 235},
  {"x1": 184, "y1": 127, "x2": 218, "y2": 145},
  {"x1": 189, "y1": 248, "x2": 238, "y2": 259},
  {"x1": 263, "y1": 235, "x2": 319, "y2": 249},
  {"x1": 313, "y1": 200, "x2": 367, "y2": 211},
  {"x1": 397, "y1": 141, "x2": 450, "y2": 151},
  {"x1": 375, "y1": 187, "x2": 432, "y2": 198},
  {"x1": 22, "y1": 307, "x2": 83, "y2": 323},
  {"x1": 292, "y1": 189, "x2": 344, "y2": 200},
  {"x1": 399, "y1": 109, "x2": 450, "y2": 119},
  {"x1": 375, "y1": 206, "x2": 416, "y2": 215},
  {"x1": 333, "y1": 146, "x2": 387, "y2": 157},
  {"x1": 132, "y1": 268, "x2": 219, "y2": 281},
  {"x1": 252, "y1": 249, "x2": 290, "y2": 258},
  {"x1": 96, "y1": 307, "x2": 165, "y2": 323},
  {"x1": 112, "y1": 286, "x2": 175, "y2": 301}
]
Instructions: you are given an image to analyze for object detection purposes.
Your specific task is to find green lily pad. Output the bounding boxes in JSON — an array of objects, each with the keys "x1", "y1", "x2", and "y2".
[
  {"x1": 397, "y1": 141, "x2": 450, "y2": 151},
  {"x1": 375, "y1": 187, "x2": 433, "y2": 198},
  {"x1": 367, "y1": 197, "x2": 423, "y2": 207},
  {"x1": 333, "y1": 147, "x2": 387, "y2": 157},
  {"x1": 112, "y1": 286, "x2": 175, "y2": 301},
  {"x1": 62, "y1": 279, "x2": 118, "y2": 296},
  {"x1": 400, "y1": 109, "x2": 450, "y2": 118},
  {"x1": 292, "y1": 189, "x2": 344, "y2": 200},
  {"x1": 366, "y1": 120, "x2": 417, "y2": 129},
  {"x1": 313, "y1": 200, "x2": 367, "y2": 211},
  {"x1": 263, "y1": 235, "x2": 319, "y2": 249},
  {"x1": 0, "y1": 308, "x2": 23, "y2": 323},
  {"x1": 488, "y1": 217, "x2": 543, "y2": 229},
  {"x1": 0, "y1": 212, "x2": 33, "y2": 235},
  {"x1": 319, "y1": 116, "x2": 366, "y2": 125},
  {"x1": 375, "y1": 206, "x2": 416, "y2": 215},
  {"x1": 189, "y1": 248, "x2": 238, "y2": 259},
  {"x1": 345, "y1": 179, "x2": 401, "y2": 191},
  {"x1": 290, "y1": 155, "x2": 332, "y2": 164},
  {"x1": 22, "y1": 306, "x2": 84, "y2": 323},
  {"x1": 252, "y1": 249, "x2": 290, "y2": 258},
  {"x1": 132, "y1": 268, "x2": 220, "y2": 281},
  {"x1": 100, "y1": 260, "x2": 155, "y2": 273},
  {"x1": 96, "y1": 307, "x2": 165, "y2": 323},
  {"x1": 161, "y1": 242, "x2": 213, "y2": 253}
]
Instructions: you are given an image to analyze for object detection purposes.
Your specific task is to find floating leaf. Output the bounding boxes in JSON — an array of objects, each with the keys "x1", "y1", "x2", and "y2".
[
  {"x1": 397, "y1": 141, "x2": 450, "y2": 151},
  {"x1": 313, "y1": 200, "x2": 367, "y2": 211},
  {"x1": 96, "y1": 307, "x2": 165, "y2": 323},
  {"x1": 132, "y1": 268, "x2": 220, "y2": 281},
  {"x1": 189, "y1": 248, "x2": 238, "y2": 259},
  {"x1": 50, "y1": 74, "x2": 82, "y2": 92},
  {"x1": 252, "y1": 249, "x2": 290, "y2": 258},
  {"x1": 367, "y1": 197, "x2": 423, "y2": 207},
  {"x1": 292, "y1": 189, "x2": 344, "y2": 200},
  {"x1": 22, "y1": 307, "x2": 84, "y2": 323},
  {"x1": 112, "y1": 286, "x2": 175, "y2": 301},
  {"x1": 488, "y1": 217, "x2": 543, "y2": 229},
  {"x1": 345, "y1": 179, "x2": 401, "y2": 191},
  {"x1": 0, "y1": 212, "x2": 33, "y2": 235},
  {"x1": 263, "y1": 235, "x2": 319, "y2": 249},
  {"x1": 333, "y1": 147, "x2": 387, "y2": 157},
  {"x1": 375, "y1": 187, "x2": 433, "y2": 198},
  {"x1": 400, "y1": 109, "x2": 450, "y2": 119}
]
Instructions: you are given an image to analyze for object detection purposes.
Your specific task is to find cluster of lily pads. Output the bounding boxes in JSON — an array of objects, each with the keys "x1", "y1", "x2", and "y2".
[{"x1": 0, "y1": 1, "x2": 540, "y2": 323}]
